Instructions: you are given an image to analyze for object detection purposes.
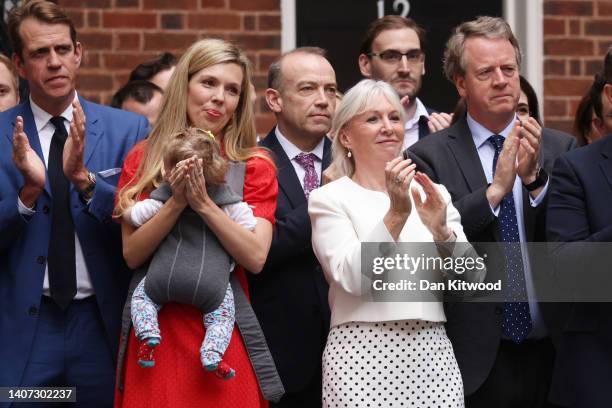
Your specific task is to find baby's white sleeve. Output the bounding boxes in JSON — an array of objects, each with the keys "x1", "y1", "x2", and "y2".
[
  {"x1": 128, "y1": 199, "x2": 164, "y2": 227},
  {"x1": 223, "y1": 201, "x2": 257, "y2": 231}
]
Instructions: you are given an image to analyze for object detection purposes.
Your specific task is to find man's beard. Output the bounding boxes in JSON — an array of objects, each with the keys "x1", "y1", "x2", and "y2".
[{"x1": 392, "y1": 77, "x2": 421, "y2": 102}]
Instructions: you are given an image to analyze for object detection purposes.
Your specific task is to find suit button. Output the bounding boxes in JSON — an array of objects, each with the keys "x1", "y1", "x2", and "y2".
[
  {"x1": 42, "y1": 205, "x2": 50, "y2": 214},
  {"x1": 36, "y1": 256, "x2": 46, "y2": 264},
  {"x1": 28, "y1": 306, "x2": 38, "y2": 316},
  {"x1": 494, "y1": 306, "x2": 503, "y2": 315}
]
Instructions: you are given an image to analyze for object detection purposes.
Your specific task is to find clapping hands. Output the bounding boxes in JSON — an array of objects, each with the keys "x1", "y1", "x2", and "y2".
[
  {"x1": 12, "y1": 116, "x2": 46, "y2": 207},
  {"x1": 410, "y1": 172, "x2": 452, "y2": 242}
]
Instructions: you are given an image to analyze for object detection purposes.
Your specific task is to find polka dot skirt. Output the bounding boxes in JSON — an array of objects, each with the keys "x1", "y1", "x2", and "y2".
[{"x1": 322, "y1": 320, "x2": 464, "y2": 408}]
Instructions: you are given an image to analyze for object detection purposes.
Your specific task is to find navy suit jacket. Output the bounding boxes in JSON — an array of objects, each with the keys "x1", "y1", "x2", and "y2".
[
  {"x1": 546, "y1": 136, "x2": 612, "y2": 407},
  {"x1": 417, "y1": 106, "x2": 436, "y2": 140},
  {"x1": 405, "y1": 115, "x2": 576, "y2": 395},
  {"x1": 249, "y1": 129, "x2": 331, "y2": 394},
  {"x1": 0, "y1": 98, "x2": 148, "y2": 390}
]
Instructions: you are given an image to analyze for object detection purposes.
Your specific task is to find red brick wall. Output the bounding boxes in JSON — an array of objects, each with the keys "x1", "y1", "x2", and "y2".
[
  {"x1": 58, "y1": 0, "x2": 281, "y2": 134},
  {"x1": 543, "y1": 0, "x2": 612, "y2": 135},
  {"x1": 60, "y1": 0, "x2": 611, "y2": 137}
]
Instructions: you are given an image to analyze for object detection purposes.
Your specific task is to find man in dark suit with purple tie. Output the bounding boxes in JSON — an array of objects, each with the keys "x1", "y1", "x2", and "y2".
[{"x1": 249, "y1": 47, "x2": 336, "y2": 408}]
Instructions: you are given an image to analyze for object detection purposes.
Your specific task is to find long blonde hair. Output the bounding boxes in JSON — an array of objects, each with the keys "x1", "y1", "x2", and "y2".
[{"x1": 117, "y1": 38, "x2": 264, "y2": 215}]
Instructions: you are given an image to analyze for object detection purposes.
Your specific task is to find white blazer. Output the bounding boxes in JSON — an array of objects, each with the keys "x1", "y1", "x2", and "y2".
[{"x1": 308, "y1": 176, "x2": 486, "y2": 328}]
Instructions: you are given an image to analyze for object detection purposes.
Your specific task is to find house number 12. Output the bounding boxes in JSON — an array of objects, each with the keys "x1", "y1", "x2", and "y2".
[{"x1": 377, "y1": 0, "x2": 410, "y2": 18}]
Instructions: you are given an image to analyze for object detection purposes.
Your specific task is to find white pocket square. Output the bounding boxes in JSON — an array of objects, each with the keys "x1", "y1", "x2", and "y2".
[{"x1": 98, "y1": 168, "x2": 122, "y2": 177}]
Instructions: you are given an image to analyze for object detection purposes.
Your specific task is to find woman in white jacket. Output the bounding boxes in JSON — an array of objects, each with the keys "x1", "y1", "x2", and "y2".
[{"x1": 308, "y1": 79, "x2": 485, "y2": 408}]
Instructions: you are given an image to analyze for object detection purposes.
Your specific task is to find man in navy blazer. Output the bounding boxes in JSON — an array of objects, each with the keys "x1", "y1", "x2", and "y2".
[
  {"x1": 546, "y1": 48, "x2": 612, "y2": 408},
  {"x1": 0, "y1": 2, "x2": 148, "y2": 406},
  {"x1": 358, "y1": 15, "x2": 453, "y2": 149},
  {"x1": 249, "y1": 47, "x2": 335, "y2": 408},
  {"x1": 406, "y1": 17, "x2": 575, "y2": 407}
]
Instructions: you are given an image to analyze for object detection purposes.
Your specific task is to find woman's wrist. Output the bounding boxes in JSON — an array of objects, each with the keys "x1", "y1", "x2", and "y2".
[
  {"x1": 193, "y1": 197, "x2": 217, "y2": 218},
  {"x1": 432, "y1": 225, "x2": 453, "y2": 242},
  {"x1": 388, "y1": 207, "x2": 410, "y2": 220},
  {"x1": 167, "y1": 196, "x2": 188, "y2": 212}
]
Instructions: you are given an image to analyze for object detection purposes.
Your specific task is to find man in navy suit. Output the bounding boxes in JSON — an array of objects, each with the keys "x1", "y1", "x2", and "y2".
[
  {"x1": 358, "y1": 15, "x2": 452, "y2": 149},
  {"x1": 546, "y1": 47, "x2": 612, "y2": 408},
  {"x1": 0, "y1": 2, "x2": 148, "y2": 406},
  {"x1": 249, "y1": 47, "x2": 335, "y2": 407},
  {"x1": 406, "y1": 16, "x2": 575, "y2": 408}
]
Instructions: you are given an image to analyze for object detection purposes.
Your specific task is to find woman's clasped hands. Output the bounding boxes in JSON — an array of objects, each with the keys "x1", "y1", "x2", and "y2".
[
  {"x1": 385, "y1": 156, "x2": 452, "y2": 242},
  {"x1": 168, "y1": 155, "x2": 212, "y2": 213}
]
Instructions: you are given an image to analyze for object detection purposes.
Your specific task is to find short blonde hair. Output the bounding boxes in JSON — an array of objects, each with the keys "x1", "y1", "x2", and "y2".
[
  {"x1": 443, "y1": 16, "x2": 521, "y2": 82},
  {"x1": 162, "y1": 127, "x2": 227, "y2": 186},
  {"x1": 329, "y1": 79, "x2": 405, "y2": 178},
  {"x1": 0, "y1": 54, "x2": 19, "y2": 92}
]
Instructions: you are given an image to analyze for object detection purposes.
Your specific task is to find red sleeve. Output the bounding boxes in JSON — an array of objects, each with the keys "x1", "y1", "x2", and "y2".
[
  {"x1": 117, "y1": 140, "x2": 147, "y2": 191},
  {"x1": 114, "y1": 141, "x2": 148, "y2": 218},
  {"x1": 242, "y1": 153, "x2": 278, "y2": 225}
]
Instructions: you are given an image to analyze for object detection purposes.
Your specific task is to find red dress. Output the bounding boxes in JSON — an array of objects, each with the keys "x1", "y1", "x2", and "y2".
[{"x1": 114, "y1": 141, "x2": 278, "y2": 408}]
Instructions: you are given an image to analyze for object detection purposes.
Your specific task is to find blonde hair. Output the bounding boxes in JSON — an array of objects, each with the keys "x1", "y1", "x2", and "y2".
[
  {"x1": 117, "y1": 38, "x2": 266, "y2": 215},
  {"x1": 329, "y1": 79, "x2": 405, "y2": 178},
  {"x1": 0, "y1": 54, "x2": 19, "y2": 93},
  {"x1": 162, "y1": 127, "x2": 227, "y2": 186}
]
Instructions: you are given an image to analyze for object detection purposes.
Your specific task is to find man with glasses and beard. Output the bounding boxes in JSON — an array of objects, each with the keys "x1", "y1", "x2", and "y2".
[{"x1": 358, "y1": 15, "x2": 452, "y2": 149}]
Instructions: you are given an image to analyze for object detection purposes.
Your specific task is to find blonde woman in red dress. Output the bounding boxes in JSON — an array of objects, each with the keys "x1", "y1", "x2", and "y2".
[{"x1": 114, "y1": 38, "x2": 278, "y2": 408}]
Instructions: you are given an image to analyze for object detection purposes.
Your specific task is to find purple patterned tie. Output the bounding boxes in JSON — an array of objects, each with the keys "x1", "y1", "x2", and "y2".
[{"x1": 294, "y1": 152, "x2": 319, "y2": 199}]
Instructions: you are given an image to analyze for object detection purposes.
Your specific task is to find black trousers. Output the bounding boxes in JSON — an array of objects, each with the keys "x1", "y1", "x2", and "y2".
[
  {"x1": 467, "y1": 338, "x2": 559, "y2": 408},
  {"x1": 271, "y1": 368, "x2": 322, "y2": 408}
]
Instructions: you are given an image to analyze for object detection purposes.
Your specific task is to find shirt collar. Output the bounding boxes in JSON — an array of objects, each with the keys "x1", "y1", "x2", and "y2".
[
  {"x1": 29, "y1": 93, "x2": 77, "y2": 133},
  {"x1": 275, "y1": 126, "x2": 324, "y2": 161},
  {"x1": 466, "y1": 112, "x2": 517, "y2": 149},
  {"x1": 404, "y1": 97, "x2": 429, "y2": 129}
]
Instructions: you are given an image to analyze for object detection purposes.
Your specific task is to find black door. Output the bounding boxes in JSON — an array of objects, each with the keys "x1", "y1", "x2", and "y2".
[{"x1": 296, "y1": 0, "x2": 503, "y2": 112}]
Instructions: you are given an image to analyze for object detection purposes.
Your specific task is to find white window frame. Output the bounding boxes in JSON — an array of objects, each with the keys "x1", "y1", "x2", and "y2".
[
  {"x1": 281, "y1": 0, "x2": 296, "y2": 53},
  {"x1": 504, "y1": 0, "x2": 544, "y2": 116}
]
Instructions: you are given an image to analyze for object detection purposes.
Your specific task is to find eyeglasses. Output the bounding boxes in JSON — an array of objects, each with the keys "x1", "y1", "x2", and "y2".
[{"x1": 368, "y1": 49, "x2": 424, "y2": 65}]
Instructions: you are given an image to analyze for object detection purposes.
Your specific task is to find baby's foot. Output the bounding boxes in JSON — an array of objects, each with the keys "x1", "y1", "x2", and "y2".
[
  {"x1": 215, "y1": 361, "x2": 236, "y2": 380},
  {"x1": 137, "y1": 337, "x2": 160, "y2": 368},
  {"x1": 201, "y1": 350, "x2": 222, "y2": 371}
]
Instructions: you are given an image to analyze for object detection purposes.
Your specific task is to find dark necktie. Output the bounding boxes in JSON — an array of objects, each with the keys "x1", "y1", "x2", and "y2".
[
  {"x1": 488, "y1": 135, "x2": 532, "y2": 343},
  {"x1": 294, "y1": 152, "x2": 319, "y2": 199},
  {"x1": 48, "y1": 116, "x2": 76, "y2": 310}
]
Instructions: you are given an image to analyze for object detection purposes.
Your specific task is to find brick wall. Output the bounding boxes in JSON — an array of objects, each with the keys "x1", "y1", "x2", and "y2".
[
  {"x1": 60, "y1": 0, "x2": 611, "y2": 137},
  {"x1": 58, "y1": 0, "x2": 281, "y2": 134},
  {"x1": 543, "y1": 0, "x2": 612, "y2": 134}
]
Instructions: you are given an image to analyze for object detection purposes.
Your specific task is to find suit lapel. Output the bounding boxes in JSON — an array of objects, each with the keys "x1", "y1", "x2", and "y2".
[
  {"x1": 418, "y1": 116, "x2": 429, "y2": 139},
  {"x1": 80, "y1": 97, "x2": 103, "y2": 168},
  {"x1": 599, "y1": 137, "x2": 612, "y2": 193},
  {"x1": 446, "y1": 118, "x2": 488, "y2": 192},
  {"x1": 262, "y1": 129, "x2": 306, "y2": 208},
  {"x1": 321, "y1": 136, "x2": 331, "y2": 175}
]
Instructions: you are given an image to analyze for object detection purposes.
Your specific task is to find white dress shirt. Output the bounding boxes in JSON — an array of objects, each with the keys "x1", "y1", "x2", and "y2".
[
  {"x1": 275, "y1": 127, "x2": 324, "y2": 191},
  {"x1": 403, "y1": 97, "x2": 430, "y2": 150},
  {"x1": 466, "y1": 113, "x2": 548, "y2": 339},
  {"x1": 17, "y1": 95, "x2": 95, "y2": 299},
  {"x1": 309, "y1": 176, "x2": 485, "y2": 328}
]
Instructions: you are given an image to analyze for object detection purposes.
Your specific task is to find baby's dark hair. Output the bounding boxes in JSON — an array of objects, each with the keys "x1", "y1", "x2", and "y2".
[{"x1": 162, "y1": 127, "x2": 227, "y2": 186}]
